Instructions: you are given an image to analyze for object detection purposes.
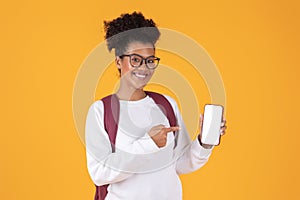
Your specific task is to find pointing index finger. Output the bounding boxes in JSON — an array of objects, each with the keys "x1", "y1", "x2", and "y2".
[{"x1": 162, "y1": 126, "x2": 180, "y2": 134}]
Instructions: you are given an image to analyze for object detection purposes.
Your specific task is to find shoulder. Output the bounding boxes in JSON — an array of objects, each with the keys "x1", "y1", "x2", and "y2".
[
  {"x1": 89, "y1": 99, "x2": 104, "y2": 109},
  {"x1": 87, "y1": 93, "x2": 119, "y2": 117},
  {"x1": 161, "y1": 94, "x2": 182, "y2": 120},
  {"x1": 146, "y1": 91, "x2": 178, "y2": 107},
  {"x1": 161, "y1": 94, "x2": 179, "y2": 110},
  {"x1": 146, "y1": 91, "x2": 179, "y2": 110},
  {"x1": 87, "y1": 99, "x2": 104, "y2": 117},
  {"x1": 88, "y1": 93, "x2": 116, "y2": 111}
]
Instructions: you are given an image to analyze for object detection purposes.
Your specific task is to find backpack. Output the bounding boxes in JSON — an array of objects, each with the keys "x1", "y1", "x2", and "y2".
[{"x1": 94, "y1": 91, "x2": 177, "y2": 200}]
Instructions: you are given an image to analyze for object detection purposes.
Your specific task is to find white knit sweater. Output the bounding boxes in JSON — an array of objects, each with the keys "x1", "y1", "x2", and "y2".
[{"x1": 85, "y1": 95, "x2": 213, "y2": 200}]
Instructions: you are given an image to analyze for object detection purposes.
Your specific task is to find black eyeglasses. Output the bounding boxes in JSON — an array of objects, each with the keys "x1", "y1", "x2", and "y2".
[{"x1": 119, "y1": 53, "x2": 160, "y2": 69}]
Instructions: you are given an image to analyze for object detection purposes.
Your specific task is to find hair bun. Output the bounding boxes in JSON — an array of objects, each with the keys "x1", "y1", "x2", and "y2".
[{"x1": 103, "y1": 12, "x2": 160, "y2": 55}]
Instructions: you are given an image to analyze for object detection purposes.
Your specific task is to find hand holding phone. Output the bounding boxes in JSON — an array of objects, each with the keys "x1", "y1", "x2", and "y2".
[{"x1": 200, "y1": 104, "x2": 224, "y2": 146}]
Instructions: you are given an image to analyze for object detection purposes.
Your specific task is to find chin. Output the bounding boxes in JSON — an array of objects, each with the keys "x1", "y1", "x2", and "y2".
[
  {"x1": 133, "y1": 82, "x2": 148, "y2": 90},
  {"x1": 131, "y1": 77, "x2": 152, "y2": 89}
]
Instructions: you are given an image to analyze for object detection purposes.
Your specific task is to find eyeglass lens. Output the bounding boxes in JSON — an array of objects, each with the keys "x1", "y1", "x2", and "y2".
[{"x1": 130, "y1": 54, "x2": 159, "y2": 69}]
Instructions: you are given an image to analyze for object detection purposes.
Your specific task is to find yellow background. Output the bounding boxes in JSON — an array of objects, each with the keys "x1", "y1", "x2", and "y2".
[{"x1": 1, "y1": 0, "x2": 299, "y2": 199}]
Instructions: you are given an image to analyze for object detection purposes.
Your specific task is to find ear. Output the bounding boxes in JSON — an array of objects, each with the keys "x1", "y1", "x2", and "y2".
[{"x1": 115, "y1": 57, "x2": 121, "y2": 69}]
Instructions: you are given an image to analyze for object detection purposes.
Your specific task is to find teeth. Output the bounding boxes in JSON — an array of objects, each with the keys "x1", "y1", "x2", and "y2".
[{"x1": 134, "y1": 73, "x2": 147, "y2": 78}]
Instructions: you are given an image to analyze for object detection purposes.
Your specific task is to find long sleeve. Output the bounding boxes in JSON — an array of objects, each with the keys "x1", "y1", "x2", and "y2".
[
  {"x1": 163, "y1": 95, "x2": 214, "y2": 175},
  {"x1": 85, "y1": 101, "x2": 162, "y2": 186}
]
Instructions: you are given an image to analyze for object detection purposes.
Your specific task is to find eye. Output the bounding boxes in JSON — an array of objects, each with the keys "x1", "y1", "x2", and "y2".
[
  {"x1": 147, "y1": 59, "x2": 155, "y2": 63},
  {"x1": 131, "y1": 56, "x2": 141, "y2": 63}
]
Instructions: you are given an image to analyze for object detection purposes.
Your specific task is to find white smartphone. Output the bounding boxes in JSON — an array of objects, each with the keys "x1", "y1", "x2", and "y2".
[{"x1": 201, "y1": 104, "x2": 224, "y2": 146}]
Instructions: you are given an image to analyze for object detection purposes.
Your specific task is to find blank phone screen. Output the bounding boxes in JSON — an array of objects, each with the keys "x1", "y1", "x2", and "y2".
[{"x1": 201, "y1": 105, "x2": 223, "y2": 145}]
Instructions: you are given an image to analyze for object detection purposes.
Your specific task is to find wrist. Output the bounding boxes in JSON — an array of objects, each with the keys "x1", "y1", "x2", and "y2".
[{"x1": 198, "y1": 134, "x2": 213, "y2": 149}]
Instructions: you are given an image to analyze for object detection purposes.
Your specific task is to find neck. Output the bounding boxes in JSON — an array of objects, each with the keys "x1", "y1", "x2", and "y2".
[{"x1": 116, "y1": 87, "x2": 146, "y2": 101}]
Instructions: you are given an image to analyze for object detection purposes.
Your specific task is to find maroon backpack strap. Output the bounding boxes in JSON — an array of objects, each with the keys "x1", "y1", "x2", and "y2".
[
  {"x1": 94, "y1": 94, "x2": 120, "y2": 200},
  {"x1": 94, "y1": 185, "x2": 108, "y2": 200},
  {"x1": 102, "y1": 94, "x2": 120, "y2": 152},
  {"x1": 145, "y1": 91, "x2": 177, "y2": 128},
  {"x1": 145, "y1": 91, "x2": 178, "y2": 148}
]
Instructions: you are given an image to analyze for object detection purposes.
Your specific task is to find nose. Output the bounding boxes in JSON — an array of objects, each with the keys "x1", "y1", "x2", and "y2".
[{"x1": 139, "y1": 59, "x2": 148, "y2": 70}]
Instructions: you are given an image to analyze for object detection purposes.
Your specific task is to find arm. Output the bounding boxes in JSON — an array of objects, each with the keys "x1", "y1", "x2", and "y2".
[
  {"x1": 163, "y1": 96, "x2": 214, "y2": 174},
  {"x1": 85, "y1": 101, "x2": 160, "y2": 186},
  {"x1": 174, "y1": 113, "x2": 213, "y2": 174}
]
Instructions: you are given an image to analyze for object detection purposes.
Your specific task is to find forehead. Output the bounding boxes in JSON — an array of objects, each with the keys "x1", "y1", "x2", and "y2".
[{"x1": 125, "y1": 42, "x2": 155, "y2": 56}]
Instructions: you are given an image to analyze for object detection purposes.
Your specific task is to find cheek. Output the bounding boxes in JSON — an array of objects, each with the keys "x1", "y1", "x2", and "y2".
[{"x1": 120, "y1": 62, "x2": 132, "y2": 76}]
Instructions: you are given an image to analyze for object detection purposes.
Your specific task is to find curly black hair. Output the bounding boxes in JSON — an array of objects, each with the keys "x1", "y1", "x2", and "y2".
[{"x1": 103, "y1": 12, "x2": 160, "y2": 57}]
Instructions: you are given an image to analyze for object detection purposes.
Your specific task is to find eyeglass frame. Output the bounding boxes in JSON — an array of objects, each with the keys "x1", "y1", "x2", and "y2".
[{"x1": 119, "y1": 53, "x2": 160, "y2": 69}]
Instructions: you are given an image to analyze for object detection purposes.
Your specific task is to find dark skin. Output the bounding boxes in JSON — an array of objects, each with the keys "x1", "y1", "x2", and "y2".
[{"x1": 115, "y1": 41, "x2": 227, "y2": 149}]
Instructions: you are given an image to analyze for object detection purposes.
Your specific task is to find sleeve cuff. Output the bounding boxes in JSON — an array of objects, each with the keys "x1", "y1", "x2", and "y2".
[{"x1": 192, "y1": 138, "x2": 214, "y2": 158}]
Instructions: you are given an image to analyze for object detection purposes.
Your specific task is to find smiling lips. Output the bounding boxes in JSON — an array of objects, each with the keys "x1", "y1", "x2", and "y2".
[{"x1": 133, "y1": 71, "x2": 149, "y2": 79}]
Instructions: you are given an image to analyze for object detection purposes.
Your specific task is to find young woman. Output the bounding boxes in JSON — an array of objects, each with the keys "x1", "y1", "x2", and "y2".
[{"x1": 85, "y1": 12, "x2": 227, "y2": 200}]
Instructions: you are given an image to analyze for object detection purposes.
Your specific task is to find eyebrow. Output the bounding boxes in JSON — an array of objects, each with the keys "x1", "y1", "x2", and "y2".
[{"x1": 122, "y1": 53, "x2": 157, "y2": 58}]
